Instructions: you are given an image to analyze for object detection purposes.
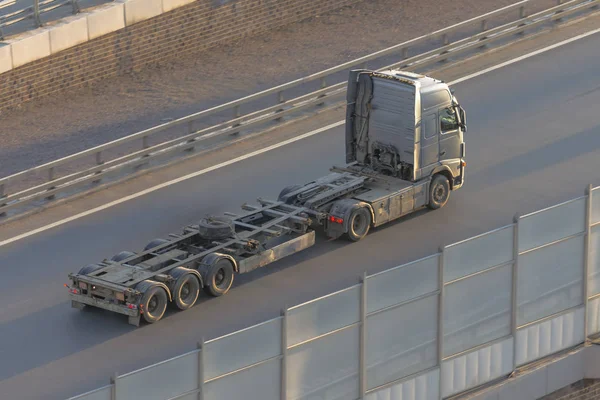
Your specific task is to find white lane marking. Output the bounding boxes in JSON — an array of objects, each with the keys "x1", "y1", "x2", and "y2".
[
  {"x1": 2, "y1": 27, "x2": 599, "y2": 248},
  {"x1": 449, "y1": 27, "x2": 600, "y2": 85},
  {"x1": 0, "y1": 121, "x2": 344, "y2": 248}
]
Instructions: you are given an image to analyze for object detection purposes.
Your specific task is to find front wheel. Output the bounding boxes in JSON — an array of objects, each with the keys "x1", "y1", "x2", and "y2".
[
  {"x1": 346, "y1": 207, "x2": 372, "y2": 242},
  {"x1": 428, "y1": 174, "x2": 450, "y2": 210}
]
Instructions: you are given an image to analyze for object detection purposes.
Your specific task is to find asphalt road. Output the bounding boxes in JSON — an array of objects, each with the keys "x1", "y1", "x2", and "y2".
[{"x1": 1, "y1": 31, "x2": 600, "y2": 400}]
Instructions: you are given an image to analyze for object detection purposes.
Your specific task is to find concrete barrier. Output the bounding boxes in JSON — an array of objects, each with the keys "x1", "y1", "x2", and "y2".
[
  {"x1": 124, "y1": 0, "x2": 163, "y2": 26},
  {"x1": 86, "y1": 3, "x2": 125, "y2": 40},
  {"x1": 0, "y1": 44, "x2": 11, "y2": 74},
  {"x1": 10, "y1": 29, "x2": 51, "y2": 68},
  {"x1": 50, "y1": 15, "x2": 89, "y2": 54},
  {"x1": 162, "y1": 0, "x2": 195, "y2": 13}
]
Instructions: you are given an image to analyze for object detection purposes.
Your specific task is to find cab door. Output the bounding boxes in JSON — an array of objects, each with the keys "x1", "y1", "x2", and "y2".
[
  {"x1": 439, "y1": 106, "x2": 462, "y2": 161},
  {"x1": 420, "y1": 112, "x2": 439, "y2": 177}
]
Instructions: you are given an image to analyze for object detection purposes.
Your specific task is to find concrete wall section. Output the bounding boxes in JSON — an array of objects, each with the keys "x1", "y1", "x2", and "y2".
[
  {"x1": 546, "y1": 350, "x2": 586, "y2": 395},
  {"x1": 87, "y1": 3, "x2": 126, "y2": 40},
  {"x1": 10, "y1": 29, "x2": 51, "y2": 68},
  {"x1": 0, "y1": 0, "x2": 361, "y2": 112},
  {"x1": 49, "y1": 16, "x2": 89, "y2": 54},
  {"x1": 124, "y1": 0, "x2": 163, "y2": 25},
  {"x1": 0, "y1": 44, "x2": 11, "y2": 74}
]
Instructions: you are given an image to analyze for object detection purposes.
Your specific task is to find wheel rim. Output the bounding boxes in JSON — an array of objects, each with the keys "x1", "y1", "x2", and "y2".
[
  {"x1": 353, "y1": 213, "x2": 366, "y2": 234},
  {"x1": 148, "y1": 295, "x2": 158, "y2": 314},
  {"x1": 180, "y1": 282, "x2": 191, "y2": 301},
  {"x1": 215, "y1": 268, "x2": 226, "y2": 287},
  {"x1": 434, "y1": 184, "x2": 446, "y2": 203}
]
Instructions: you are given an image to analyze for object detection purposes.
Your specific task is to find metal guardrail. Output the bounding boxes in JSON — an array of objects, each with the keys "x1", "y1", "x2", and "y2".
[
  {"x1": 1, "y1": 0, "x2": 599, "y2": 221},
  {"x1": 0, "y1": 0, "x2": 81, "y2": 39}
]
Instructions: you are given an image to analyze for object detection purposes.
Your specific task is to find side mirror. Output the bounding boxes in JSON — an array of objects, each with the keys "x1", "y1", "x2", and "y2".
[{"x1": 459, "y1": 106, "x2": 467, "y2": 133}]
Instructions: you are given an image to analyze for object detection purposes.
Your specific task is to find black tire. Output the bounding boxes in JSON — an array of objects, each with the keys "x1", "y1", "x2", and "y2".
[
  {"x1": 346, "y1": 207, "x2": 371, "y2": 242},
  {"x1": 203, "y1": 258, "x2": 234, "y2": 297},
  {"x1": 144, "y1": 239, "x2": 169, "y2": 252},
  {"x1": 78, "y1": 264, "x2": 102, "y2": 275},
  {"x1": 173, "y1": 274, "x2": 200, "y2": 310},
  {"x1": 198, "y1": 217, "x2": 234, "y2": 240},
  {"x1": 428, "y1": 174, "x2": 450, "y2": 210},
  {"x1": 278, "y1": 184, "x2": 302, "y2": 203},
  {"x1": 111, "y1": 251, "x2": 136, "y2": 262},
  {"x1": 140, "y1": 286, "x2": 168, "y2": 324}
]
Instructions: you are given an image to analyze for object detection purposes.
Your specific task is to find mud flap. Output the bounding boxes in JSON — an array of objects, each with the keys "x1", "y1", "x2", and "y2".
[
  {"x1": 71, "y1": 300, "x2": 86, "y2": 310},
  {"x1": 128, "y1": 315, "x2": 141, "y2": 327}
]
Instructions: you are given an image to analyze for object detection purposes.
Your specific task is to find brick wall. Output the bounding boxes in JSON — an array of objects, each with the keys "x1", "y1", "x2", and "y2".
[{"x1": 0, "y1": 0, "x2": 360, "y2": 113}]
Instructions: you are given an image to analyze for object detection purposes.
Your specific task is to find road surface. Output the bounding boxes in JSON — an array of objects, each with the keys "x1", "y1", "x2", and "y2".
[{"x1": 0, "y1": 28, "x2": 600, "y2": 400}]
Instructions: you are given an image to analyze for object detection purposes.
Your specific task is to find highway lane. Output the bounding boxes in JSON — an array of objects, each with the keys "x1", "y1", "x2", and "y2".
[{"x1": 1, "y1": 31, "x2": 600, "y2": 399}]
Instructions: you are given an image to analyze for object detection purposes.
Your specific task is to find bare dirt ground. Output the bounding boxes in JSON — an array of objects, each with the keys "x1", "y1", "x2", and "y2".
[{"x1": 0, "y1": 0, "x2": 517, "y2": 176}]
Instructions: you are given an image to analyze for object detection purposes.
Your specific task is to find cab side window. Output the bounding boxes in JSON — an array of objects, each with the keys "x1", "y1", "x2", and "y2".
[{"x1": 440, "y1": 107, "x2": 458, "y2": 133}]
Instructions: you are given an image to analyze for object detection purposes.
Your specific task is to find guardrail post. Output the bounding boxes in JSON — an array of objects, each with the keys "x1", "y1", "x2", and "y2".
[
  {"x1": 0, "y1": 184, "x2": 6, "y2": 217},
  {"x1": 71, "y1": 0, "x2": 80, "y2": 14},
  {"x1": 317, "y1": 77, "x2": 327, "y2": 106},
  {"x1": 45, "y1": 167, "x2": 56, "y2": 200},
  {"x1": 92, "y1": 151, "x2": 104, "y2": 184},
  {"x1": 555, "y1": 0, "x2": 564, "y2": 22},
  {"x1": 479, "y1": 19, "x2": 489, "y2": 49},
  {"x1": 584, "y1": 184, "x2": 592, "y2": 339},
  {"x1": 275, "y1": 91, "x2": 285, "y2": 121},
  {"x1": 231, "y1": 105, "x2": 241, "y2": 136},
  {"x1": 33, "y1": 0, "x2": 42, "y2": 27},
  {"x1": 517, "y1": 6, "x2": 527, "y2": 35},
  {"x1": 359, "y1": 272, "x2": 367, "y2": 400},
  {"x1": 281, "y1": 309, "x2": 287, "y2": 400},
  {"x1": 197, "y1": 339, "x2": 204, "y2": 400},
  {"x1": 437, "y1": 247, "x2": 445, "y2": 400},
  {"x1": 110, "y1": 372, "x2": 117, "y2": 400},
  {"x1": 185, "y1": 121, "x2": 197, "y2": 151},
  {"x1": 439, "y1": 34, "x2": 450, "y2": 63},
  {"x1": 511, "y1": 214, "x2": 520, "y2": 371}
]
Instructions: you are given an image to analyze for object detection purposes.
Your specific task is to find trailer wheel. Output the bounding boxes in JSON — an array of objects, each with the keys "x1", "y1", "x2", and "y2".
[
  {"x1": 346, "y1": 207, "x2": 371, "y2": 242},
  {"x1": 428, "y1": 174, "x2": 450, "y2": 210},
  {"x1": 111, "y1": 251, "x2": 136, "y2": 262},
  {"x1": 144, "y1": 239, "x2": 169, "y2": 252},
  {"x1": 173, "y1": 273, "x2": 200, "y2": 310},
  {"x1": 198, "y1": 216, "x2": 234, "y2": 240},
  {"x1": 204, "y1": 258, "x2": 234, "y2": 297},
  {"x1": 278, "y1": 184, "x2": 302, "y2": 203},
  {"x1": 140, "y1": 286, "x2": 168, "y2": 324},
  {"x1": 78, "y1": 264, "x2": 102, "y2": 275}
]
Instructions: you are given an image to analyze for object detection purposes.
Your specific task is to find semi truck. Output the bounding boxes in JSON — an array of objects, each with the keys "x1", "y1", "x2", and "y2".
[{"x1": 66, "y1": 69, "x2": 467, "y2": 326}]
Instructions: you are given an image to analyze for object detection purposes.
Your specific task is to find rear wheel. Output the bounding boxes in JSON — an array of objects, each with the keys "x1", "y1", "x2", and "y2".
[
  {"x1": 144, "y1": 239, "x2": 169, "y2": 252},
  {"x1": 78, "y1": 264, "x2": 102, "y2": 275},
  {"x1": 173, "y1": 274, "x2": 200, "y2": 310},
  {"x1": 111, "y1": 251, "x2": 136, "y2": 262},
  {"x1": 203, "y1": 259, "x2": 234, "y2": 297},
  {"x1": 140, "y1": 286, "x2": 168, "y2": 324},
  {"x1": 346, "y1": 207, "x2": 371, "y2": 242},
  {"x1": 428, "y1": 174, "x2": 450, "y2": 210}
]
